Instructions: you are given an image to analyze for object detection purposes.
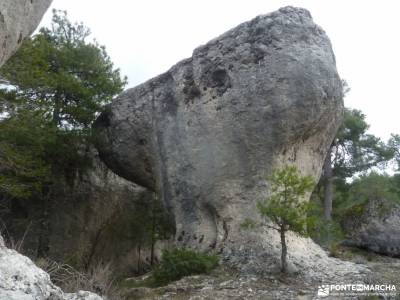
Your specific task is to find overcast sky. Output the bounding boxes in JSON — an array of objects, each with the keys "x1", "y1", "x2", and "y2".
[{"x1": 39, "y1": 0, "x2": 399, "y2": 141}]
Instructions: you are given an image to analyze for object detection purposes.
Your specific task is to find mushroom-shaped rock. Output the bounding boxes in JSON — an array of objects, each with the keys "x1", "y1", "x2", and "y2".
[{"x1": 94, "y1": 6, "x2": 345, "y2": 274}]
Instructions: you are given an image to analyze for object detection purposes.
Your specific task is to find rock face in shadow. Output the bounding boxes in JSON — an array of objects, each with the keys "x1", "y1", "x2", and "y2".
[
  {"x1": 342, "y1": 198, "x2": 400, "y2": 257},
  {"x1": 94, "y1": 6, "x2": 346, "y2": 275},
  {"x1": 0, "y1": 0, "x2": 52, "y2": 66},
  {"x1": 0, "y1": 149, "x2": 172, "y2": 277}
]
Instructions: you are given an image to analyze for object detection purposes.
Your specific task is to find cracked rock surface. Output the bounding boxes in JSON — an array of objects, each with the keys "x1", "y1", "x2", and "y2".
[
  {"x1": 93, "y1": 6, "x2": 357, "y2": 277},
  {"x1": 342, "y1": 198, "x2": 400, "y2": 257},
  {"x1": 94, "y1": 6, "x2": 349, "y2": 276},
  {"x1": 0, "y1": 243, "x2": 102, "y2": 300}
]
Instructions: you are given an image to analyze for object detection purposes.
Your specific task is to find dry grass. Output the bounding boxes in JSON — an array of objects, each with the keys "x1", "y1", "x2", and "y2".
[
  {"x1": 0, "y1": 219, "x2": 31, "y2": 252},
  {"x1": 36, "y1": 258, "x2": 123, "y2": 299}
]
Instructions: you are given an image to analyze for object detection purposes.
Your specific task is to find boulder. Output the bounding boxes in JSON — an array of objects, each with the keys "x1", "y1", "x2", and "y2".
[
  {"x1": 0, "y1": 243, "x2": 102, "y2": 300},
  {"x1": 342, "y1": 198, "x2": 400, "y2": 257},
  {"x1": 94, "y1": 6, "x2": 349, "y2": 276},
  {"x1": 0, "y1": 0, "x2": 52, "y2": 66}
]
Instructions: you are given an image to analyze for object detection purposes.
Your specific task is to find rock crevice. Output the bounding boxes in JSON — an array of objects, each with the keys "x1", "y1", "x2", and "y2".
[{"x1": 94, "y1": 6, "x2": 354, "y2": 277}]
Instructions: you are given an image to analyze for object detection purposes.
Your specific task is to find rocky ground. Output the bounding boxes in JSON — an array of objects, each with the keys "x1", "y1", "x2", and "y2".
[{"x1": 119, "y1": 246, "x2": 400, "y2": 300}]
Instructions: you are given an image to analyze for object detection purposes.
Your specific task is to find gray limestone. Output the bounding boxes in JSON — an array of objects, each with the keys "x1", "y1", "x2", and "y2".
[
  {"x1": 94, "y1": 6, "x2": 353, "y2": 277},
  {"x1": 0, "y1": 0, "x2": 52, "y2": 66},
  {"x1": 342, "y1": 198, "x2": 400, "y2": 257}
]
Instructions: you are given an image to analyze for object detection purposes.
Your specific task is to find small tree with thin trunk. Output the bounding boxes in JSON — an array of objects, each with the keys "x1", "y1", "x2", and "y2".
[{"x1": 257, "y1": 166, "x2": 314, "y2": 273}]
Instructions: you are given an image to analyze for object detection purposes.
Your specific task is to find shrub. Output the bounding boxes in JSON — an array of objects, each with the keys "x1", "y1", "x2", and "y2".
[
  {"x1": 152, "y1": 248, "x2": 218, "y2": 286},
  {"x1": 257, "y1": 166, "x2": 314, "y2": 273},
  {"x1": 309, "y1": 218, "x2": 344, "y2": 248}
]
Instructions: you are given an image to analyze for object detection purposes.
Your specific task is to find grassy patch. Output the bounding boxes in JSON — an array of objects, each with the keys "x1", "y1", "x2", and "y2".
[{"x1": 152, "y1": 248, "x2": 218, "y2": 286}]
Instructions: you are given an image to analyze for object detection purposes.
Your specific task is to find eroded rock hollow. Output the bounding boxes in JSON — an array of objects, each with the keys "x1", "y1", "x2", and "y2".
[{"x1": 95, "y1": 6, "x2": 344, "y2": 272}]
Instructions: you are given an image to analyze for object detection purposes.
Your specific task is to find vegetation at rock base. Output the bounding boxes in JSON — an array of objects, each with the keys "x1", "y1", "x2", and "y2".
[
  {"x1": 311, "y1": 170, "x2": 400, "y2": 249},
  {"x1": 310, "y1": 93, "x2": 400, "y2": 249},
  {"x1": 151, "y1": 248, "x2": 219, "y2": 286},
  {"x1": 0, "y1": 9, "x2": 177, "y2": 283},
  {"x1": 37, "y1": 258, "x2": 122, "y2": 299},
  {"x1": 2, "y1": 6, "x2": 400, "y2": 299},
  {"x1": 0, "y1": 9, "x2": 127, "y2": 258},
  {"x1": 320, "y1": 106, "x2": 394, "y2": 221},
  {"x1": 257, "y1": 166, "x2": 315, "y2": 273}
]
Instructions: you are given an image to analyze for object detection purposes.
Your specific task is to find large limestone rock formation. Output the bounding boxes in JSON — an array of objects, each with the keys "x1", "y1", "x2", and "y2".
[
  {"x1": 95, "y1": 7, "x2": 364, "y2": 277},
  {"x1": 94, "y1": 6, "x2": 343, "y2": 269},
  {"x1": 0, "y1": 0, "x2": 52, "y2": 66},
  {"x1": 342, "y1": 198, "x2": 400, "y2": 257}
]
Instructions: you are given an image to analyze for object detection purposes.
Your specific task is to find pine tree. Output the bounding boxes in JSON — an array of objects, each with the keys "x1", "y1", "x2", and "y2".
[
  {"x1": 257, "y1": 166, "x2": 314, "y2": 273},
  {"x1": 0, "y1": 10, "x2": 126, "y2": 199}
]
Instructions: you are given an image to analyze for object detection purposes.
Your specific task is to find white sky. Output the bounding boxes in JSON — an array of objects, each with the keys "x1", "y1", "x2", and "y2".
[{"x1": 39, "y1": 0, "x2": 400, "y2": 141}]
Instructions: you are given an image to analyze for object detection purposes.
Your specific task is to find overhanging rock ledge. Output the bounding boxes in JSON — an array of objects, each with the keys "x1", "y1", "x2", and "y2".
[{"x1": 94, "y1": 6, "x2": 367, "y2": 278}]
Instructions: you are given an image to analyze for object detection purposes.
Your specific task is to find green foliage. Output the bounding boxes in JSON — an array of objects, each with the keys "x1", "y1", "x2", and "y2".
[
  {"x1": 0, "y1": 110, "x2": 53, "y2": 198},
  {"x1": 332, "y1": 108, "x2": 393, "y2": 179},
  {"x1": 316, "y1": 106, "x2": 394, "y2": 224},
  {"x1": 0, "y1": 10, "x2": 126, "y2": 199},
  {"x1": 388, "y1": 134, "x2": 400, "y2": 171},
  {"x1": 335, "y1": 172, "x2": 400, "y2": 218},
  {"x1": 240, "y1": 218, "x2": 256, "y2": 229},
  {"x1": 257, "y1": 166, "x2": 315, "y2": 235},
  {"x1": 328, "y1": 242, "x2": 342, "y2": 258},
  {"x1": 152, "y1": 248, "x2": 218, "y2": 286},
  {"x1": 0, "y1": 9, "x2": 126, "y2": 128},
  {"x1": 347, "y1": 172, "x2": 399, "y2": 203},
  {"x1": 308, "y1": 196, "x2": 344, "y2": 247},
  {"x1": 257, "y1": 166, "x2": 315, "y2": 273},
  {"x1": 390, "y1": 174, "x2": 400, "y2": 197},
  {"x1": 119, "y1": 194, "x2": 174, "y2": 251},
  {"x1": 310, "y1": 172, "x2": 400, "y2": 248}
]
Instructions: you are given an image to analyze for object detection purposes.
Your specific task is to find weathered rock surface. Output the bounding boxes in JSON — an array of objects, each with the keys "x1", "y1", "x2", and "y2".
[
  {"x1": 122, "y1": 262, "x2": 371, "y2": 300},
  {"x1": 94, "y1": 6, "x2": 350, "y2": 276},
  {"x1": 0, "y1": 0, "x2": 52, "y2": 66},
  {"x1": 0, "y1": 149, "x2": 171, "y2": 276},
  {"x1": 342, "y1": 198, "x2": 400, "y2": 257},
  {"x1": 0, "y1": 242, "x2": 102, "y2": 300}
]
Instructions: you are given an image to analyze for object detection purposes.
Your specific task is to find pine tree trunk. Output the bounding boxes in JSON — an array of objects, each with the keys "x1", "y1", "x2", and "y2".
[
  {"x1": 323, "y1": 147, "x2": 333, "y2": 221},
  {"x1": 52, "y1": 92, "x2": 61, "y2": 126},
  {"x1": 280, "y1": 226, "x2": 287, "y2": 273},
  {"x1": 150, "y1": 197, "x2": 156, "y2": 266},
  {"x1": 37, "y1": 187, "x2": 51, "y2": 258},
  {"x1": 137, "y1": 244, "x2": 141, "y2": 273}
]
